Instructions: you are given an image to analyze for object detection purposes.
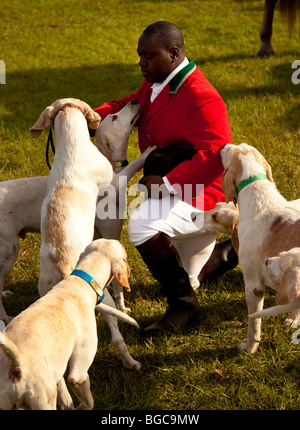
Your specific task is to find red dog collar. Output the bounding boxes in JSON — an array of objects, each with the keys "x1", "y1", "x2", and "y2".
[{"x1": 53, "y1": 103, "x2": 82, "y2": 121}]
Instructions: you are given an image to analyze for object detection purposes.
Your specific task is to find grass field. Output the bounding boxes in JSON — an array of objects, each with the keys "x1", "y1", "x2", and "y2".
[{"x1": 0, "y1": 0, "x2": 299, "y2": 411}]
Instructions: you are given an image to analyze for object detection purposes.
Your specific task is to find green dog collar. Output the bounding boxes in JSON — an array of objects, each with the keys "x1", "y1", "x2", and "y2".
[
  {"x1": 236, "y1": 173, "x2": 269, "y2": 195},
  {"x1": 115, "y1": 159, "x2": 129, "y2": 168}
]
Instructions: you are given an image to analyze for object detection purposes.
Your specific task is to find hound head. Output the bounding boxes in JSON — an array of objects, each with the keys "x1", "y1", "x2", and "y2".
[
  {"x1": 95, "y1": 99, "x2": 140, "y2": 162},
  {"x1": 265, "y1": 248, "x2": 300, "y2": 305},
  {"x1": 221, "y1": 143, "x2": 273, "y2": 203},
  {"x1": 29, "y1": 98, "x2": 101, "y2": 138},
  {"x1": 204, "y1": 202, "x2": 239, "y2": 253},
  {"x1": 110, "y1": 242, "x2": 131, "y2": 291},
  {"x1": 80, "y1": 239, "x2": 131, "y2": 291},
  {"x1": 208, "y1": 202, "x2": 239, "y2": 235}
]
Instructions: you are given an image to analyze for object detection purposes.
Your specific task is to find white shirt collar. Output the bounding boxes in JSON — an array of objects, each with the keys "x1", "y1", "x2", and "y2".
[{"x1": 150, "y1": 57, "x2": 189, "y2": 102}]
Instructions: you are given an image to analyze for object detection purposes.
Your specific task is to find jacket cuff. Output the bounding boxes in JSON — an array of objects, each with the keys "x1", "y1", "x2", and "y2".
[{"x1": 163, "y1": 176, "x2": 177, "y2": 195}]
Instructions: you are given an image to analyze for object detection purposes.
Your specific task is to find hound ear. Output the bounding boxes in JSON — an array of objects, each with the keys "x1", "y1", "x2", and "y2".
[
  {"x1": 86, "y1": 109, "x2": 101, "y2": 130},
  {"x1": 275, "y1": 268, "x2": 298, "y2": 305},
  {"x1": 262, "y1": 158, "x2": 274, "y2": 183},
  {"x1": 29, "y1": 106, "x2": 54, "y2": 138},
  {"x1": 221, "y1": 168, "x2": 237, "y2": 204},
  {"x1": 101, "y1": 135, "x2": 114, "y2": 155},
  {"x1": 231, "y1": 226, "x2": 239, "y2": 254},
  {"x1": 112, "y1": 258, "x2": 131, "y2": 291},
  {"x1": 75, "y1": 99, "x2": 101, "y2": 130}
]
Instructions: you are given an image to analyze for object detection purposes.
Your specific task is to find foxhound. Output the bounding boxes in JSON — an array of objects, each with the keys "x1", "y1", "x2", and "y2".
[
  {"x1": 0, "y1": 239, "x2": 141, "y2": 410},
  {"x1": 221, "y1": 142, "x2": 300, "y2": 353}
]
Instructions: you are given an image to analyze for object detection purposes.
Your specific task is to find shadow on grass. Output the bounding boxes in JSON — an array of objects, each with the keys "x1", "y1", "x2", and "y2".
[
  {"x1": 1, "y1": 58, "x2": 299, "y2": 135},
  {"x1": 208, "y1": 59, "x2": 299, "y2": 99},
  {"x1": 1, "y1": 63, "x2": 142, "y2": 133}
]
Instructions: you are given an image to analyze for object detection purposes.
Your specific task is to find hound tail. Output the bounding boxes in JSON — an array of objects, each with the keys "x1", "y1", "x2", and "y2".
[
  {"x1": 249, "y1": 296, "x2": 300, "y2": 319},
  {"x1": 96, "y1": 303, "x2": 139, "y2": 329}
]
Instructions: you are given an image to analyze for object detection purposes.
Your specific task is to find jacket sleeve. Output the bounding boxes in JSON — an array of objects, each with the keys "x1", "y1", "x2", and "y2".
[{"x1": 94, "y1": 88, "x2": 141, "y2": 119}]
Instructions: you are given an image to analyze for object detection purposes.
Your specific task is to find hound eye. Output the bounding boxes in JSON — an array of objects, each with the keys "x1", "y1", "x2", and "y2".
[
  {"x1": 212, "y1": 213, "x2": 218, "y2": 222},
  {"x1": 112, "y1": 115, "x2": 118, "y2": 122}
]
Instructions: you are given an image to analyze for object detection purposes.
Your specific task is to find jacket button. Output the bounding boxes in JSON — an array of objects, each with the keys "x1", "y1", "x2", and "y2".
[{"x1": 146, "y1": 134, "x2": 152, "y2": 139}]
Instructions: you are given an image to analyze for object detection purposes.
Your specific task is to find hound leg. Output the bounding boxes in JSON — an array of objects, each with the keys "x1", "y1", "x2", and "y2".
[
  {"x1": 104, "y1": 313, "x2": 142, "y2": 370},
  {"x1": 0, "y1": 239, "x2": 20, "y2": 323},
  {"x1": 239, "y1": 274, "x2": 265, "y2": 354},
  {"x1": 57, "y1": 377, "x2": 74, "y2": 410},
  {"x1": 94, "y1": 217, "x2": 129, "y2": 312},
  {"x1": 100, "y1": 290, "x2": 141, "y2": 370},
  {"x1": 67, "y1": 333, "x2": 97, "y2": 410},
  {"x1": 68, "y1": 373, "x2": 94, "y2": 410},
  {"x1": 111, "y1": 279, "x2": 131, "y2": 313},
  {"x1": 0, "y1": 393, "x2": 15, "y2": 410},
  {"x1": 115, "y1": 146, "x2": 157, "y2": 186}
]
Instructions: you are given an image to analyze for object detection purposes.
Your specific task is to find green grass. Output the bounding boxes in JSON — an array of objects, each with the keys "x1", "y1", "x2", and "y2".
[{"x1": 0, "y1": 0, "x2": 300, "y2": 411}]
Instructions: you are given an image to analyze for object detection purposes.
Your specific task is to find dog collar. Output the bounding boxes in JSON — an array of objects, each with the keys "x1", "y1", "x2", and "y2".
[
  {"x1": 70, "y1": 269, "x2": 104, "y2": 304},
  {"x1": 53, "y1": 103, "x2": 82, "y2": 121},
  {"x1": 235, "y1": 173, "x2": 269, "y2": 195},
  {"x1": 115, "y1": 159, "x2": 129, "y2": 168}
]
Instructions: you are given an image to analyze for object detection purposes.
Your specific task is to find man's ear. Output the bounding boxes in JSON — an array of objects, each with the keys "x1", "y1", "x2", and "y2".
[{"x1": 169, "y1": 46, "x2": 180, "y2": 62}]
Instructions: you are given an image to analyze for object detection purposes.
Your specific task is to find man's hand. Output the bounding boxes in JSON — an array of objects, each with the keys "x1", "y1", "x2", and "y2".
[{"x1": 140, "y1": 175, "x2": 170, "y2": 199}]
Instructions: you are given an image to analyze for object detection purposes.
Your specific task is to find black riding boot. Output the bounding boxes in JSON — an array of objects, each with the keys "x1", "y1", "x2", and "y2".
[
  {"x1": 198, "y1": 238, "x2": 238, "y2": 284},
  {"x1": 136, "y1": 232, "x2": 201, "y2": 336}
]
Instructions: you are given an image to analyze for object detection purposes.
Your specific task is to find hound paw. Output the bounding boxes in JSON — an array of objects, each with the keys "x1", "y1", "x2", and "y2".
[
  {"x1": 123, "y1": 358, "x2": 142, "y2": 371},
  {"x1": 189, "y1": 277, "x2": 200, "y2": 291},
  {"x1": 238, "y1": 342, "x2": 247, "y2": 354},
  {"x1": 115, "y1": 301, "x2": 131, "y2": 314},
  {"x1": 131, "y1": 360, "x2": 142, "y2": 371},
  {"x1": 238, "y1": 341, "x2": 259, "y2": 354},
  {"x1": 138, "y1": 145, "x2": 157, "y2": 164},
  {"x1": 2, "y1": 290, "x2": 13, "y2": 297}
]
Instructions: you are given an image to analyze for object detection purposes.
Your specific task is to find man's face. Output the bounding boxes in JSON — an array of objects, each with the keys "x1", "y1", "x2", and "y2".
[{"x1": 137, "y1": 33, "x2": 175, "y2": 83}]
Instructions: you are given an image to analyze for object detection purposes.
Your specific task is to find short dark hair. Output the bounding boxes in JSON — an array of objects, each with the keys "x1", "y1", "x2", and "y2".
[{"x1": 142, "y1": 21, "x2": 184, "y2": 51}]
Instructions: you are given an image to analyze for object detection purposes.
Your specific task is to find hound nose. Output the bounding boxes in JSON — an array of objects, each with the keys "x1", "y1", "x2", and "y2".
[{"x1": 131, "y1": 99, "x2": 138, "y2": 105}]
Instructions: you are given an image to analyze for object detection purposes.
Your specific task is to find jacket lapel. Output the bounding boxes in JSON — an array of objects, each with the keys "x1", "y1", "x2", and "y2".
[
  {"x1": 146, "y1": 59, "x2": 196, "y2": 121},
  {"x1": 169, "y1": 59, "x2": 196, "y2": 94}
]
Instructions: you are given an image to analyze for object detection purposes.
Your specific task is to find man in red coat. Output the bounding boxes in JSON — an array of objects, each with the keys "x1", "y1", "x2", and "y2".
[{"x1": 94, "y1": 21, "x2": 238, "y2": 335}]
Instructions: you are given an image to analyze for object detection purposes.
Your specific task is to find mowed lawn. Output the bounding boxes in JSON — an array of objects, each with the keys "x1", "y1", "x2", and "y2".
[{"x1": 0, "y1": 0, "x2": 299, "y2": 410}]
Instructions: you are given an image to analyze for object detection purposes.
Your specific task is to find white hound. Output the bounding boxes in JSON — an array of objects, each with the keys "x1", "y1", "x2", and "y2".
[{"x1": 221, "y1": 142, "x2": 300, "y2": 354}]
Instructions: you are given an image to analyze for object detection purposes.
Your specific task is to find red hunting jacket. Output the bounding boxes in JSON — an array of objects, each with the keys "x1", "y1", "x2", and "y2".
[{"x1": 94, "y1": 59, "x2": 232, "y2": 211}]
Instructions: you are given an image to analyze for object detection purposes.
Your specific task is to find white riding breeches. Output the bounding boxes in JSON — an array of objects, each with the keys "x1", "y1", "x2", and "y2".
[{"x1": 128, "y1": 194, "x2": 216, "y2": 287}]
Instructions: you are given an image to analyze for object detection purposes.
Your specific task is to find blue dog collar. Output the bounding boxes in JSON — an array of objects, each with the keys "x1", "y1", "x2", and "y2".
[{"x1": 71, "y1": 269, "x2": 105, "y2": 304}]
